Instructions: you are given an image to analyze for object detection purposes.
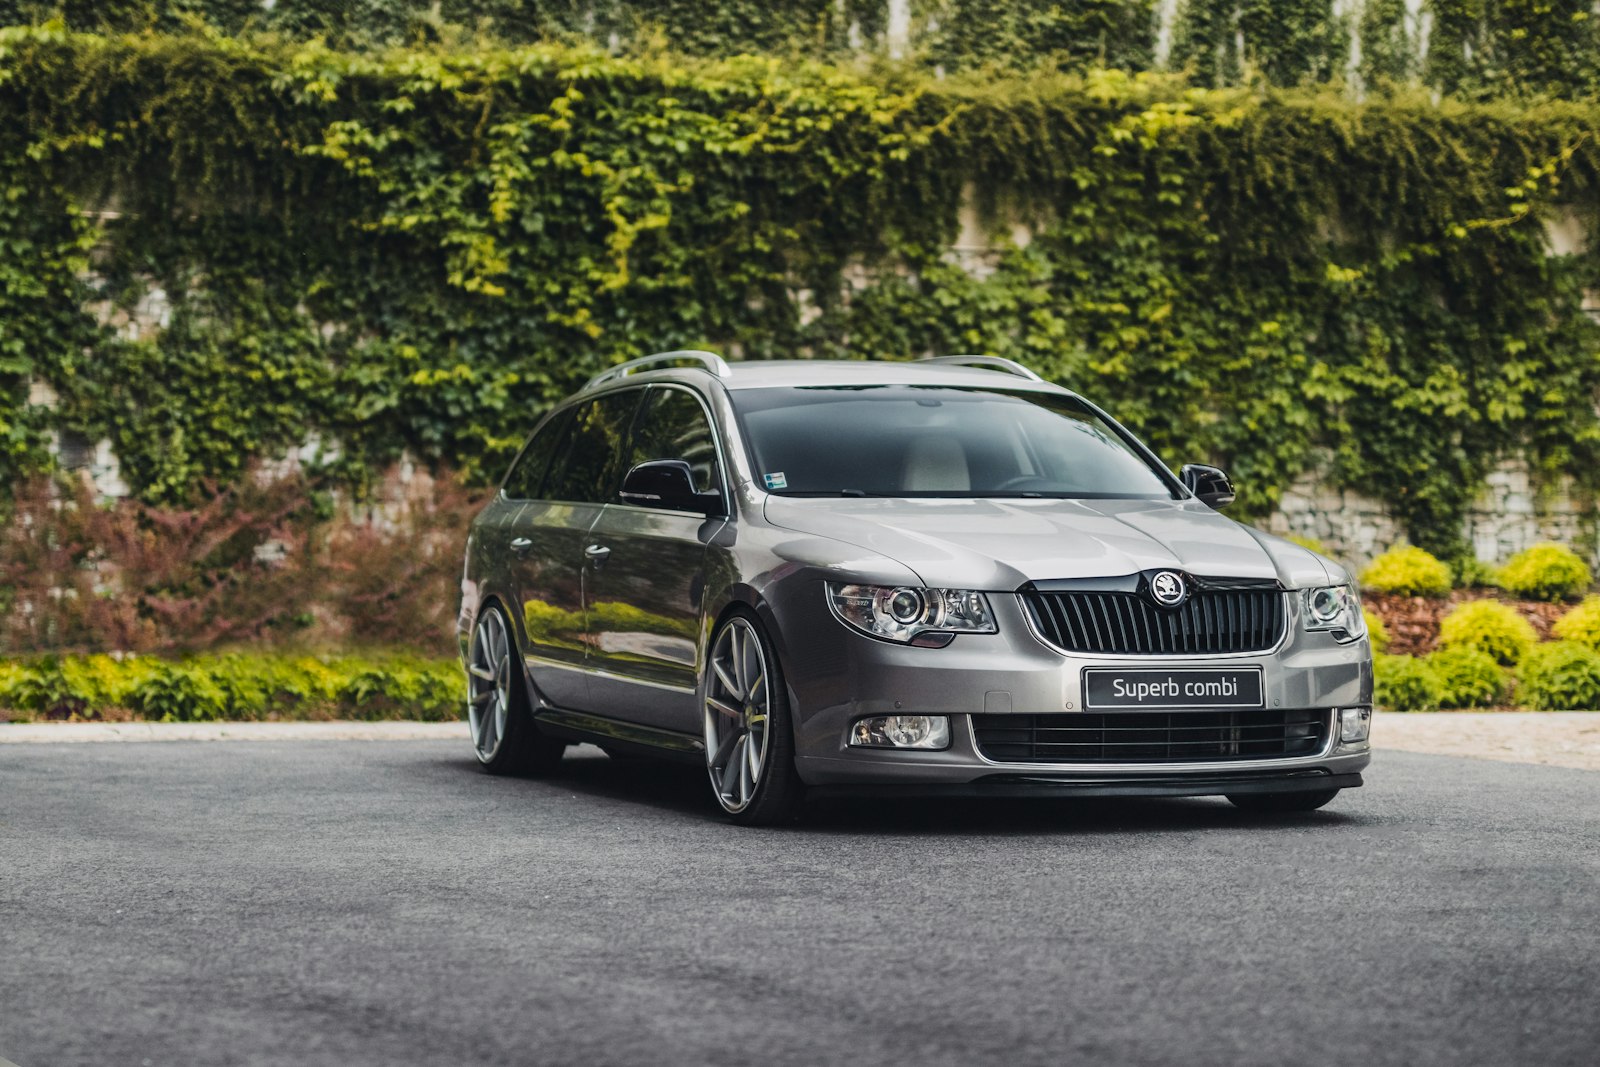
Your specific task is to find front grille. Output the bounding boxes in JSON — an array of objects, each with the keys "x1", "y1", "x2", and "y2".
[
  {"x1": 972, "y1": 710, "x2": 1329, "y2": 764},
  {"x1": 1022, "y1": 587, "x2": 1285, "y2": 655}
]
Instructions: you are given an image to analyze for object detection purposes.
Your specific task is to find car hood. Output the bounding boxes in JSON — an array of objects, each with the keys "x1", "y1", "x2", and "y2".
[{"x1": 762, "y1": 496, "x2": 1335, "y2": 591}]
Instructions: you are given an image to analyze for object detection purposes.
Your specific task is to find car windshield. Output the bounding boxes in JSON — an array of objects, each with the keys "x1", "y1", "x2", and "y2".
[{"x1": 731, "y1": 384, "x2": 1179, "y2": 499}]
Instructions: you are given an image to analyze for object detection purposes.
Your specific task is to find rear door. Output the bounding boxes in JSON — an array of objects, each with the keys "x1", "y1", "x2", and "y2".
[
  {"x1": 505, "y1": 388, "x2": 642, "y2": 711},
  {"x1": 583, "y1": 384, "x2": 730, "y2": 732}
]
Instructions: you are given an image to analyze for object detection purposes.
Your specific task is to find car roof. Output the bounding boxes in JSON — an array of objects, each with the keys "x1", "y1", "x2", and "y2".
[{"x1": 581, "y1": 357, "x2": 1075, "y2": 397}]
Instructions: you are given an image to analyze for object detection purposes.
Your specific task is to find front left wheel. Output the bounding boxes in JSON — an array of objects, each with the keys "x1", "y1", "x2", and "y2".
[
  {"x1": 703, "y1": 612, "x2": 805, "y2": 825},
  {"x1": 467, "y1": 603, "x2": 565, "y2": 776}
]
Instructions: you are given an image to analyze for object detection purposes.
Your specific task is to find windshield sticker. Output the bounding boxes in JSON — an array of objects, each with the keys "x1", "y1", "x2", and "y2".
[{"x1": 763, "y1": 472, "x2": 788, "y2": 490}]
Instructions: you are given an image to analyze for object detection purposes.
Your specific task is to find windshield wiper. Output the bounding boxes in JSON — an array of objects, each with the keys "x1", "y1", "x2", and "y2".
[{"x1": 776, "y1": 489, "x2": 891, "y2": 498}]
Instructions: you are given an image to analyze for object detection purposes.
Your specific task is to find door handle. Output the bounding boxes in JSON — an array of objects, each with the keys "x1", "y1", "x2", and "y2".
[
  {"x1": 585, "y1": 544, "x2": 611, "y2": 566},
  {"x1": 509, "y1": 537, "x2": 532, "y2": 552}
]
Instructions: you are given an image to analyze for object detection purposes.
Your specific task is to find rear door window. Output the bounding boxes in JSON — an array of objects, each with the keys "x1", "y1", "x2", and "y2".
[
  {"x1": 502, "y1": 408, "x2": 573, "y2": 500},
  {"x1": 542, "y1": 390, "x2": 643, "y2": 504}
]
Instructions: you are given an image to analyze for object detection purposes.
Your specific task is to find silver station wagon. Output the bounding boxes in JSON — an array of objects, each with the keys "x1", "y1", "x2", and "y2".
[{"x1": 458, "y1": 352, "x2": 1373, "y2": 824}]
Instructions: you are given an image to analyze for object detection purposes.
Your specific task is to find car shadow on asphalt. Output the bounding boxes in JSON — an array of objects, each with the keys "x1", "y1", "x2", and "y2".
[{"x1": 442, "y1": 746, "x2": 1367, "y2": 835}]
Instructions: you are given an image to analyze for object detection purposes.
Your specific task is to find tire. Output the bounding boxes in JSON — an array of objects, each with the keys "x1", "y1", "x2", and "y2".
[
  {"x1": 1226, "y1": 788, "x2": 1340, "y2": 813},
  {"x1": 466, "y1": 602, "x2": 566, "y2": 777},
  {"x1": 702, "y1": 611, "x2": 806, "y2": 826}
]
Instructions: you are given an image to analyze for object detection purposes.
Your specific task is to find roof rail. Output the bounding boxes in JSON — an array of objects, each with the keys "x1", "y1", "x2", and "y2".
[
  {"x1": 582, "y1": 350, "x2": 732, "y2": 391},
  {"x1": 918, "y1": 355, "x2": 1043, "y2": 382}
]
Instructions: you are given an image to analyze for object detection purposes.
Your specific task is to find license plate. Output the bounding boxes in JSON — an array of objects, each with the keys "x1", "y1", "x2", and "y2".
[{"x1": 1082, "y1": 667, "x2": 1265, "y2": 710}]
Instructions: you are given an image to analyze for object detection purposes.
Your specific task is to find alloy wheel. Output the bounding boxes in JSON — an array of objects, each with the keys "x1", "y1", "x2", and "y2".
[
  {"x1": 467, "y1": 608, "x2": 512, "y2": 762},
  {"x1": 704, "y1": 617, "x2": 772, "y2": 814}
]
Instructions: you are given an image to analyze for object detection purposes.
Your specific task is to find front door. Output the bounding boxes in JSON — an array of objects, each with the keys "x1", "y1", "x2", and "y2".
[{"x1": 584, "y1": 385, "x2": 729, "y2": 732}]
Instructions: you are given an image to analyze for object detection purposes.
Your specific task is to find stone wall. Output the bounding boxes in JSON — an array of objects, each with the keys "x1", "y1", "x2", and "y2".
[
  {"x1": 1264, "y1": 462, "x2": 1597, "y2": 571},
  {"x1": 31, "y1": 198, "x2": 1600, "y2": 568}
]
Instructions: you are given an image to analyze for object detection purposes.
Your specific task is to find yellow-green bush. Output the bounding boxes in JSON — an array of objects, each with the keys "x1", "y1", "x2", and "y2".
[
  {"x1": 1359, "y1": 547, "x2": 1453, "y2": 598},
  {"x1": 1518, "y1": 642, "x2": 1600, "y2": 711},
  {"x1": 1374, "y1": 654, "x2": 1442, "y2": 712},
  {"x1": 0, "y1": 661, "x2": 25, "y2": 707},
  {"x1": 0, "y1": 653, "x2": 462, "y2": 722},
  {"x1": 1362, "y1": 608, "x2": 1390, "y2": 653},
  {"x1": 1426, "y1": 646, "x2": 1508, "y2": 708},
  {"x1": 1437, "y1": 600, "x2": 1538, "y2": 666},
  {"x1": 58, "y1": 653, "x2": 158, "y2": 707},
  {"x1": 1552, "y1": 596, "x2": 1600, "y2": 651},
  {"x1": 1497, "y1": 544, "x2": 1592, "y2": 602}
]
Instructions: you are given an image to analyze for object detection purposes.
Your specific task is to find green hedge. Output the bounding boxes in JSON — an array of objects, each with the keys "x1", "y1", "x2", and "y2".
[
  {"x1": 3, "y1": 30, "x2": 1600, "y2": 555},
  {"x1": 4, "y1": 2, "x2": 1600, "y2": 96},
  {"x1": 0, "y1": 652, "x2": 463, "y2": 721},
  {"x1": 1518, "y1": 641, "x2": 1600, "y2": 710}
]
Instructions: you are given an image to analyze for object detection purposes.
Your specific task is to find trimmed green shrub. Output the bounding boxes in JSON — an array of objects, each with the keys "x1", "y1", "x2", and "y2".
[
  {"x1": 1374, "y1": 654, "x2": 1443, "y2": 712},
  {"x1": 1363, "y1": 608, "x2": 1390, "y2": 653},
  {"x1": 3, "y1": 657, "x2": 93, "y2": 718},
  {"x1": 1452, "y1": 557, "x2": 1501, "y2": 590},
  {"x1": 1552, "y1": 596, "x2": 1600, "y2": 651},
  {"x1": 1437, "y1": 600, "x2": 1538, "y2": 666},
  {"x1": 1359, "y1": 547, "x2": 1453, "y2": 598},
  {"x1": 128, "y1": 662, "x2": 230, "y2": 722},
  {"x1": 336, "y1": 657, "x2": 459, "y2": 720},
  {"x1": 0, "y1": 652, "x2": 462, "y2": 721},
  {"x1": 1497, "y1": 544, "x2": 1592, "y2": 602},
  {"x1": 1426, "y1": 647, "x2": 1508, "y2": 709},
  {"x1": 1518, "y1": 642, "x2": 1600, "y2": 711}
]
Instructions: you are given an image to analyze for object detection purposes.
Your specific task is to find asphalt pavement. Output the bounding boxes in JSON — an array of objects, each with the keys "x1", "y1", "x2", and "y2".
[{"x1": 2, "y1": 740, "x2": 1597, "y2": 1066}]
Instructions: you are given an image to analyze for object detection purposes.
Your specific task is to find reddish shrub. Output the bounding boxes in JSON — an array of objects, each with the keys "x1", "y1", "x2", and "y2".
[{"x1": 0, "y1": 466, "x2": 485, "y2": 655}]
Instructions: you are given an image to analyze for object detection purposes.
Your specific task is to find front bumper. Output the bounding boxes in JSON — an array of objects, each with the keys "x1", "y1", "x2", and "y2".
[
  {"x1": 767, "y1": 581, "x2": 1373, "y2": 793},
  {"x1": 809, "y1": 770, "x2": 1364, "y2": 800}
]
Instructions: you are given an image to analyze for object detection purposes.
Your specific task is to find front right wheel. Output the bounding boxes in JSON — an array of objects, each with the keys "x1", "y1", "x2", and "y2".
[{"x1": 702, "y1": 612, "x2": 805, "y2": 825}]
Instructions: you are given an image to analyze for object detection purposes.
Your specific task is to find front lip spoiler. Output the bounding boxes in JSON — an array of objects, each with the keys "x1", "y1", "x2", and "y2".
[{"x1": 807, "y1": 770, "x2": 1361, "y2": 801}]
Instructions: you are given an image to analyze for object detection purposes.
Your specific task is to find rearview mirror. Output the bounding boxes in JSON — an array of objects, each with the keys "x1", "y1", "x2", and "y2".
[
  {"x1": 1180, "y1": 463, "x2": 1236, "y2": 509},
  {"x1": 619, "y1": 460, "x2": 721, "y2": 516}
]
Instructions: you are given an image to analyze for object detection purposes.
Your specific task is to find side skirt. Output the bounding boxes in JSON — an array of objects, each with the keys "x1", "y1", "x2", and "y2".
[{"x1": 533, "y1": 706, "x2": 705, "y2": 766}]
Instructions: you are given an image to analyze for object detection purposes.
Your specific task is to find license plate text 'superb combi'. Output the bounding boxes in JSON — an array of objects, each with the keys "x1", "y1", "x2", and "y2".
[{"x1": 1082, "y1": 667, "x2": 1266, "y2": 710}]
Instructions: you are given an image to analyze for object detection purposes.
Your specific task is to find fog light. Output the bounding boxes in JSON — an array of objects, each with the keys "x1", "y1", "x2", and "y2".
[
  {"x1": 849, "y1": 715, "x2": 950, "y2": 750},
  {"x1": 1339, "y1": 707, "x2": 1372, "y2": 743}
]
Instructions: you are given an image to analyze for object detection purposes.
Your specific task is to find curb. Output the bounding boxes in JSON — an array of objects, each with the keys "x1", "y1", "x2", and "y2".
[{"x1": 0, "y1": 721, "x2": 466, "y2": 744}]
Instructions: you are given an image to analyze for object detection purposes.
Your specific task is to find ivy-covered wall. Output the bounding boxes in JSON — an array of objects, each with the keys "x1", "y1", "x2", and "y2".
[
  {"x1": 3, "y1": 1, "x2": 1600, "y2": 96},
  {"x1": 1, "y1": 27, "x2": 1599, "y2": 562}
]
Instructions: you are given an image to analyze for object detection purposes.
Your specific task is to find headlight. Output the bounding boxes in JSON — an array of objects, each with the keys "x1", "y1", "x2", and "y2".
[
  {"x1": 1303, "y1": 584, "x2": 1365, "y2": 642},
  {"x1": 827, "y1": 583, "x2": 996, "y2": 645},
  {"x1": 850, "y1": 715, "x2": 951, "y2": 749}
]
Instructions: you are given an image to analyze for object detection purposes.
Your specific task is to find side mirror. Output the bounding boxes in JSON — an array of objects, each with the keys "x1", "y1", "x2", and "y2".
[
  {"x1": 619, "y1": 460, "x2": 721, "y2": 516},
  {"x1": 1180, "y1": 463, "x2": 1236, "y2": 510}
]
